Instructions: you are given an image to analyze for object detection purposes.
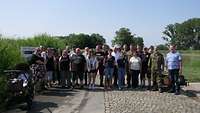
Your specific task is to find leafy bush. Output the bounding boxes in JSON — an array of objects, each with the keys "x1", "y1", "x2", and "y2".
[
  {"x1": 0, "y1": 38, "x2": 25, "y2": 72},
  {"x1": 0, "y1": 76, "x2": 7, "y2": 111},
  {"x1": 157, "y1": 44, "x2": 168, "y2": 50},
  {"x1": 0, "y1": 34, "x2": 66, "y2": 109},
  {"x1": 0, "y1": 38, "x2": 25, "y2": 109}
]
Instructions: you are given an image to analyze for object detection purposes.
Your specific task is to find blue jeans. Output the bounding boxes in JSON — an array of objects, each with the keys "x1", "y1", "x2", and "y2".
[
  {"x1": 105, "y1": 67, "x2": 114, "y2": 79},
  {"x1": 168, "y1": 69, "x2": 180, "y2": 92},
  {"x1": 118, "y1": 67, "x2": 125, "y2": 88}
]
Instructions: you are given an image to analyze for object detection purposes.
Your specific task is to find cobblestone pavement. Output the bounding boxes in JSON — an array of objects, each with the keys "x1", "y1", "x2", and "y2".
[
  {"x1": 104, "y1": 89, "x2": 200, "y2": 113},
  {"x1": 4, "y1": 83, "x2": 200, "y2": 113}
]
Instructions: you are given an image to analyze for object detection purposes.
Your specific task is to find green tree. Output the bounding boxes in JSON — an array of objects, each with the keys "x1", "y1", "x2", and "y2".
[
  {"x1": 90, "y1": 33, "x2": 106, "y2": 46},
  {"x1": 178, "y1": 18, "x2": 200, "y2": 50},
  {"x1": 156, "y1": 44, "x2": 168, "y2": 50},
  {"x1": 112, "y1": 27, "x2": 144, "y2": 47},
  {"x1": 162, "y1": 18, "x2": 200, "y2": 50},
  {"x1": 112, "y1": 28, "x2": 135, "y2": 46},
  {"x1": 134, "y1": 36, "x2": 144, "y2": 47},
  {"x1": 64, "y1": 33, "x2": 105, "y2": 49},
  {"x1": 162, "y1": 23, "x2": 179, "y2": 44}
]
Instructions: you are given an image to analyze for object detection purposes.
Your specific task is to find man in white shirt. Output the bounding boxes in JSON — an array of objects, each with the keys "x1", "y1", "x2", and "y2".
[
  {"x1": 166, "y1": 45, "x2": 182, "y2": 95},
  {"x1": 112, "y1": 45, "x2": 121, "y2": 87}
]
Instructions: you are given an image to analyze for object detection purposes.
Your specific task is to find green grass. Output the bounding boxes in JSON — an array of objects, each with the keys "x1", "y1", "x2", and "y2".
[
  {"x1": 182, "y1": 54, "x2": 200, "y2": 82},
  {"x1": 161, "y1": 50, "x2": 200, "y2": 82}
]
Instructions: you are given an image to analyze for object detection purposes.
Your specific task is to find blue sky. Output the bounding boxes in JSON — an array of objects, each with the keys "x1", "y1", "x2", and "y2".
[{"x1": 0, "y1": 0, "x2": 199, "y2": 46}]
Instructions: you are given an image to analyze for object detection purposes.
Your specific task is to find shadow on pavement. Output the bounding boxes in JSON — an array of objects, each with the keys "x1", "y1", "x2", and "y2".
[
  {"x1": 41, "y1": 87, "x2": 79, "y2": 97},
  {"x1": 181, "y1": 89, "x2": 200, "y2": 102},
  {"x1": 28, "y1": 101, "x2": 58, "y2": 113},
  {"x1": 5, "y1": 101, "x2": 58, "y2": 113},
  {"x1": 5, "y1": 87, "x2": 79, "y2": 113}
]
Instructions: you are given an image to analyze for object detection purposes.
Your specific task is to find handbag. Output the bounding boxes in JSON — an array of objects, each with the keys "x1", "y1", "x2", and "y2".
[{"x1": 163, "y1": 75, "x2": 171, "y2": 86}]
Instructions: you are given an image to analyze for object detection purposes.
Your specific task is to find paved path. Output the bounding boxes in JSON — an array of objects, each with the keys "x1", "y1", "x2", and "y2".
[
  {"x1": 5, "y1": 87, "x2": 105, "y2": 113},
  {"x1": 105, "y1": 89, "x2": 200, "y2": 113},
  {"x1": 53, "y1": 88, "x2": 104, "y2": 113},
  {"x1": 5, "y1": 83, "x2": 200, "y2": 113}
]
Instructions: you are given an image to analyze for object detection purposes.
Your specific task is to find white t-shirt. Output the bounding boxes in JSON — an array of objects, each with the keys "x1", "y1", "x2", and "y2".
[
  {"x1": 86, "y1": 56, "x2": 98, "y2": 71},
  {"x1": 129, "y1": 56, "x2": 141, "y2": 70},
  {"x1": 112, "y1": 51, "x2": 121, "y2": 62},
  {"x1": 41, "y1": 51, "x2": 47, "y2": 60}
]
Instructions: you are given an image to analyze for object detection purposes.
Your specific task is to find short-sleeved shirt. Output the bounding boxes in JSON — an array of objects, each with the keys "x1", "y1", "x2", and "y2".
[
  {"x1": 141, "y1": 52, "x2": 151, "y2": 70},
  {"x1": 166, "y1": 52, "x2": 182, "y2": 70},
  {"x1": 129, "y1": 56, "x2": 141, "y2": 70},
  {"x1": 95, "y1": 51, "x2": 105, "y2": 66},
  {"x1": 105, "y1": 56, "x2": 115, "y2": 68},
  {"x1": 117, "y1": 57, "x2": 126, "y2": 68},
  {"x1": 86, "y1": 56, "x2": 97, "y2": 71},
  {"x1": 137, "y1": 51, "x2": 144, "y2": 60},
  {"x1": 71, "y1": 54, "x2": 86, "y2": 72},
  {"x1": 112, "y1": 51, "x2": 121, "y2": 62},
  {"x1": 59, "y1": 56, "x2": 70, "y2": 71}
]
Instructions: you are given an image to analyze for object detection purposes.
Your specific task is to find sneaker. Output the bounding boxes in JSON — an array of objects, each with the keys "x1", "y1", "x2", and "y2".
[
  {"x1": 76, "y1": 83, "x2": 79, "y2": 87},
  {"x1": 61, "y1": 86, "x2": 66, "y2": 89},
  {"x1": 92, "y1": 84, "x2": 95, "y2": 90},
  {"x1": 88, "y1": 84, "x2": 92, "y2": 89},
  {"x1": 147, "y1": 86, "x2": 151, "y2": 90},
  {"x1": 127, "y1": 85, "x2": 131, "y2": 88},
  {"x1": 118, "y1": 87, "x2": 122, "y2": 90},
  {"x1": 175, "y1": 91, "x2": 180, "y2": 95},
  {"x1": 168, "y1": 89, "x2": 175, "y2": 93},
  {"x1": 140, "y1": 84, "x2": 145, "y2": 88},
  {"x1": 159, "y1": 88, "x2": 163, "y2": 93},
  {"x1": 100, "y1": 83, "x2": 103, "y2": 87},
  {"x1": 132, "y1": 86, "x2": 137, "y2": 89},
  {"x1": 81, "y1": 84, "x2": 84, "y2": 88}
]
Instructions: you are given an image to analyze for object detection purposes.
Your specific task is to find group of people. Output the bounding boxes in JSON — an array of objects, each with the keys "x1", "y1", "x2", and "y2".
[{"x1": 30, "y1": 44, "x2": 182, "y2": 95}]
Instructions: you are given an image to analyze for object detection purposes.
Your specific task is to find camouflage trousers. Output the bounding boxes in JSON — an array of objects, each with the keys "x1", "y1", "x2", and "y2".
[{"x1": 152, "y1": 70, "x2": 164, "y2": 89}]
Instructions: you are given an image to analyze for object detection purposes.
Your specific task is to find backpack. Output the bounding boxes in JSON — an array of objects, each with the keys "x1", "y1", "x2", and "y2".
[{"x1": 178, "y1": 75, "x2": 189, "y2": 86}]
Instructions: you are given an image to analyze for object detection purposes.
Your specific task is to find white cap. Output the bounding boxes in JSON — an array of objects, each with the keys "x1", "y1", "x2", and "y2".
[{"x1": 114, "y1": 44, "x2": 121, "y2": 48}]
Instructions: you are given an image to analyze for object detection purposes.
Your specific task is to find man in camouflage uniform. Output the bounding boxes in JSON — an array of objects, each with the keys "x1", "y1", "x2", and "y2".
[
  {"x1": 149, "y1": 46, "x2": 165, "y2": 92},
  {"x1": 126, "y1": 44, "x2": 135, "y2": 88}
]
